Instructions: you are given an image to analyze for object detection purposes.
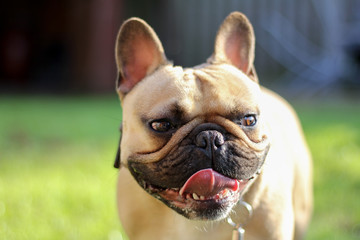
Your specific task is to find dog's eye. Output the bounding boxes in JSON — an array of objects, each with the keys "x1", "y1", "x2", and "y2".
[
  {"x1": 150, "y1": 120, "x2": 173, "y2": 132},
  {"x1": 241, "y1": 115, "x2": 257, "y2": 127}
]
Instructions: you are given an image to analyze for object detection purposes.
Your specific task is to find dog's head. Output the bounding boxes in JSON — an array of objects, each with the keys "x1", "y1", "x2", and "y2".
[{"x1": 114, "y1": 12, "x2": 270, "y2": 221}]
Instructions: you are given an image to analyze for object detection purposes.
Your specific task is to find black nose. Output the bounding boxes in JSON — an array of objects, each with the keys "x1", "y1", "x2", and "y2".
[{"x1": 195, "y1": 130, "x2": 225, "y2": 158}]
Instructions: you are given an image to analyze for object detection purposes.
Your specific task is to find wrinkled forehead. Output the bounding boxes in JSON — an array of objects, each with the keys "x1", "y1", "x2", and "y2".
[
  {"x1": 122, "y1": 65, "x2": 196, "y2": 118},
  {"x1": 193, "y1": 64, "x2": 261, "y2": 114},
  {"x1": 122, "y1": 64, "x2": 261, "y2": 119}
]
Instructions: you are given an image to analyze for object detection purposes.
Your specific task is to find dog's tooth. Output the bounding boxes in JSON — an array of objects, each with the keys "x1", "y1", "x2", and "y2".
[
  {"x1": 223, "y1": 189, "x2": 228, "y2": 196},
  {"x1": 192, "y1": 193, "x2": 200, "y2": 200},
  {"x1": 200, "y1": 196, "x2": 205, "y2": 200}
]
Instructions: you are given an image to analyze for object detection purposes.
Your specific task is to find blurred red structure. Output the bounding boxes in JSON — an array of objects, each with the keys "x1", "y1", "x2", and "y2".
[{"x1": 0, "y1": 0, "x2": 123, "y2": 93}]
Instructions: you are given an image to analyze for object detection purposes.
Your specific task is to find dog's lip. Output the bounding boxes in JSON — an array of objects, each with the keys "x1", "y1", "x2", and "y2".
[
  {"x1": 143, "y1": 169, "x2": 253, "y2": 202},
  {"x1": 157, "y1": 184, "x2": 241, "y2": 207},
  {"x1": 140, "y1": 168, "x2": 261, "y2": 217},
  {"x1": 178, "y1": 168, "x2": 247, "y2": 197},
  {"x1": 144, "y1": 176, "x2": 248, "y2": 207},
  {"x1": 141, "y1": 173, "x2": 254, "y2": 219}
]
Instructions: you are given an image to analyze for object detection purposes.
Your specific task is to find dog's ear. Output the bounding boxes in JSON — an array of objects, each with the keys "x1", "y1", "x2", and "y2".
[
  {"x1": 211, "y1": 12, "x2": 257, "y2": 81},
  {"x1": 115, "y1": 18, "x2": 167, "y2": 98}
]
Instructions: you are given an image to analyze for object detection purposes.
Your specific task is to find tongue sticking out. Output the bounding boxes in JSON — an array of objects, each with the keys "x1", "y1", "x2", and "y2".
[{"x1": 179, "y1": 168, "x2": 243, "y2": 197}]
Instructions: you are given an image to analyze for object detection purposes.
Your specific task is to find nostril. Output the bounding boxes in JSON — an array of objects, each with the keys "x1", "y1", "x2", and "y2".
[
  {"x1": 214, "y1": 134, "x2": 225, "y2": 147},
  {"x1": 195, "y1": 130, "x2": 225, "y2": 149},
  {"x1": 195, "y1": 132, "x2": 209, "y2": 149}
]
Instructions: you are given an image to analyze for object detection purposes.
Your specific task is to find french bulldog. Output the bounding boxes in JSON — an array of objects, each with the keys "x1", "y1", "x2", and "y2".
[{"x1": 114, "y1": 12, "x2": 312, "y2": 240}]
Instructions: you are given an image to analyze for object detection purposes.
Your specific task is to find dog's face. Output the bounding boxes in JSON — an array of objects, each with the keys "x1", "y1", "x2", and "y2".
[{"x1": 115, "y1": 12, "x2": 270, "y2": 221}]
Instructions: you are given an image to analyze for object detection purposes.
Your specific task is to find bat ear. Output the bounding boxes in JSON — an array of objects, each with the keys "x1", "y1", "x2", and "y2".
[
  {"x1": 212, "y1": 12, "x2": 256, "y2": 80},
  {"x1": 115, "y1": 17, "x2": 167, "y2": 98}
]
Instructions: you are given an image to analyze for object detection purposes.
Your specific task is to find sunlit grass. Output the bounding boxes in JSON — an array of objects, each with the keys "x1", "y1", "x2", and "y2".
[
  {"x1": 294, "y1": 101, "x2": 360, "y2": 240},
  {"x1": 0, "y1": 96, "x2": 359, "y2": 239},
  {"x1": 0, "y1": 96, "x2": 124, "y2": 240}
]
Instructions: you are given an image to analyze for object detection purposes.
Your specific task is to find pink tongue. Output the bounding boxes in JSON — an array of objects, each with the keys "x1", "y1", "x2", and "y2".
[{"x1": 179, "y1": 168, "x2": 239, "y2": 197}]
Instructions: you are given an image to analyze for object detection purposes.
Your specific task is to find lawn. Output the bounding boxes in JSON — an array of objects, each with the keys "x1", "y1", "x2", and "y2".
[
  {"x1": 0, "y1": 96, "x2": 359, "y2": 240},
  {"x1": 294, "y1": 100, "x2": 360, "y2": 240}
]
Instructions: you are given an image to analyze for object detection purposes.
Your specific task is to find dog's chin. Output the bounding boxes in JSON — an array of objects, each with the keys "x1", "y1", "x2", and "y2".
[{"x1": 140, "y1": 180, "x2": 244, "y2": 221}]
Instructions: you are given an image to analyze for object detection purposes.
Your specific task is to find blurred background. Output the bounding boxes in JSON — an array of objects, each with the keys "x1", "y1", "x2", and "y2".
[
  {"x1": 1, "y1": 0, "x2": 360, "y2": 96},
  {"x1": 0, "y1": 0, "x2": 359, "y2": 239}
]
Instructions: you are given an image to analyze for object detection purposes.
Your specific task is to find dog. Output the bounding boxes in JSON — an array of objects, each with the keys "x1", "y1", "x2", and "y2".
[{"x1": 113, "y1": 12, "x2": 312, "y2": 240}]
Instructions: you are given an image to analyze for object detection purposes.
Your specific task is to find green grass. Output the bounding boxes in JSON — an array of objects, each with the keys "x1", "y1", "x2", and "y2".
[
  {"x1": 0, "y1": 96, "x2": 124, "y2": 240},
  {"x1": 0, "y1": 96, "x2": 359, "y2": 239},
  {"x1": 293, "y1": 101, "x2": 360, "y2": 240}
]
